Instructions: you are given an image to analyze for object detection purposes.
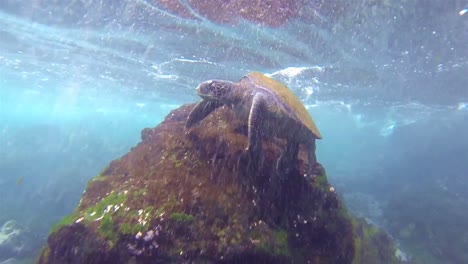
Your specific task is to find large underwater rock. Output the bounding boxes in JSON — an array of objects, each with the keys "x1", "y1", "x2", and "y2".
[
  {"x1": 153, "y1": 0, "x2": 304, "y2": 27},
  {"x1": 37, "y1": 103, "x2": 398, "y2": 263}
]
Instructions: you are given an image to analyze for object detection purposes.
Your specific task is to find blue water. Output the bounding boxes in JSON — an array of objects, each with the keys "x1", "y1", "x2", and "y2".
[{"x1": 0, "y1": 1, "x2": 467, "y2": 263}]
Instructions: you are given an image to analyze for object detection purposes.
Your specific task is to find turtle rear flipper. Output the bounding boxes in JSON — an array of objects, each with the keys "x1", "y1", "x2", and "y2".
[
  {"x1": 307, "y1": 140, "x2": 317, "y2": 174},
  {"x1": 185, "y1": 100, "x2": 222, "y2": 129},
  {"x1": 276, "y1": 142, "x2": 299, "y2": 176}
]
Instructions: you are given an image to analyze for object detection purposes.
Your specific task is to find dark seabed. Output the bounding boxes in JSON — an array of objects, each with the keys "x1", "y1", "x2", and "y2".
[{"x1": 0, "y1": 1, "x2": 467, "y2": 263}]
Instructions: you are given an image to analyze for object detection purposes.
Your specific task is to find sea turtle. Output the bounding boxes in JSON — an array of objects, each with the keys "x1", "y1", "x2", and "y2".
[{"x1": 185, "y1": 72, "x2": 322, "y2": 174}]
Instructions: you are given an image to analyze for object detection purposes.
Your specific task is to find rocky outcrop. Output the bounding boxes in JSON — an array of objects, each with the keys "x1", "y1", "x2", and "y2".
[
  {"x1": 153, "y1": 0, "x2": 304, "y2": 26},
  {"x1": 37, "y1": 103, "x2": 397, "y2": 263}
]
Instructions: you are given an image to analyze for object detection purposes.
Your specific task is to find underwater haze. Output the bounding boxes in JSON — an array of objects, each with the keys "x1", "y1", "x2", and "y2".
[{"x1": 0, "y1": 0, "x2": 467, "y2": 263}]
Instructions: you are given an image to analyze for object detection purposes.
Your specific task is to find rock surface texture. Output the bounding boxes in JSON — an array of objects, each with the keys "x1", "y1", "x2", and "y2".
[
  {"x1": 37, "y1": 104, "x2": 397, "y2": 264},
  {"x1": 153, "y1": 0, "x2": 304, "y2": 26}
]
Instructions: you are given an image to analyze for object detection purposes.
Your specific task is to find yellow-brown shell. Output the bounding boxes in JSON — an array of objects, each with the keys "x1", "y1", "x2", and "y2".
[{"x1": 247, "y1": 72, "x2": 322, "y2": 139}]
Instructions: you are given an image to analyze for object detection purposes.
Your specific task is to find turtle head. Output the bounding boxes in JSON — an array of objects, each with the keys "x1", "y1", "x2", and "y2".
[{"x1": 196, "y1": 80, "x2": 235, "y2": 103}]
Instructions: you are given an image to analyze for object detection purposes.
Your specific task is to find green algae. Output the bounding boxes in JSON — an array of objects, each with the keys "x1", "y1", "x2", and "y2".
[
  {"x1": 168, "y1": 153, "x2": 183, "y2": 168},
  {"x1": 311, "y1": 172, "x2": 329, "y2": 191},
  {"x1": 86, "y1": 166, "x2": 110, "y2": 186},
  {"x1": 98, "y1": 215, "x2": 117, "y2": 246},
  {"x1": 273, "y1": 229, "x2": 290, "y2": 256},
  {"x1": 155, "y1": 196, "x2": 178, "y2": 217},
  {"x1": 37, "y1": 246, "x2": 51, "y2": 263},
  {"x1": 49, "y1": 192, "x2": 127, "y2": 236},
  {"x1": 117, "y1": 198, "x2": 179, "y2": 236},
  {"x1": 118, "y1": 222, "x2": 137, "y2": 235},
  {"x1": 169, "y1": 212, "x2": 195, "y2": 223},
  {"x1": 250, "y1": 225, "x2": 291, "y2": 257},
  {"x1": 49, "y1": 212, "x2": 80, "y2": 235},
  {"x1": 83, "y1": 192, "x2": 127, "y2": 222},
  {"x1": 351, "y1": 217, "x2": 397, "y2": 264},
  {"x1": 118, "y1": 206, "x2": 155, "y2": 235},
  {"x1": 132, "y1": 188, "x2": 147, "y2": 197}
]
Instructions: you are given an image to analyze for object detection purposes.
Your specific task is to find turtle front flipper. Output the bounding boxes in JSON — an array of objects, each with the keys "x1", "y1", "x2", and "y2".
[
  {"x1": 246, "y1": 94, "x2": 267, "y2": 162},
  {"x1": 185, "y1": 100, "x2": 222, "y2": 129}
]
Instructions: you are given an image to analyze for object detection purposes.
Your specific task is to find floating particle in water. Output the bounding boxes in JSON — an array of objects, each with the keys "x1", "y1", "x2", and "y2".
[{"x1": 16, "y1": 176, "x2": 23, "y2": 185}]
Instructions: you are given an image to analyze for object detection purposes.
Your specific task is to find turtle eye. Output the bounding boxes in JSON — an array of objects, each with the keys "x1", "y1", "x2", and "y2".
[
  {"x1": 211, "y1": 82, "x2": 227, "y2": 97},
  {"x1": 197, "y1": 80, "x2": 231, "y2": 99}
]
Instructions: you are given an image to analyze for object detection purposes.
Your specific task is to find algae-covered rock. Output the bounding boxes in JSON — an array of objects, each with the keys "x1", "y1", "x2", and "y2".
[
  {"x1": 37, "y1": 104, "x2": 398, "y2": 264},
  {"x1": 153, "y1": 0, "x2": 304, "y2": 27}
]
